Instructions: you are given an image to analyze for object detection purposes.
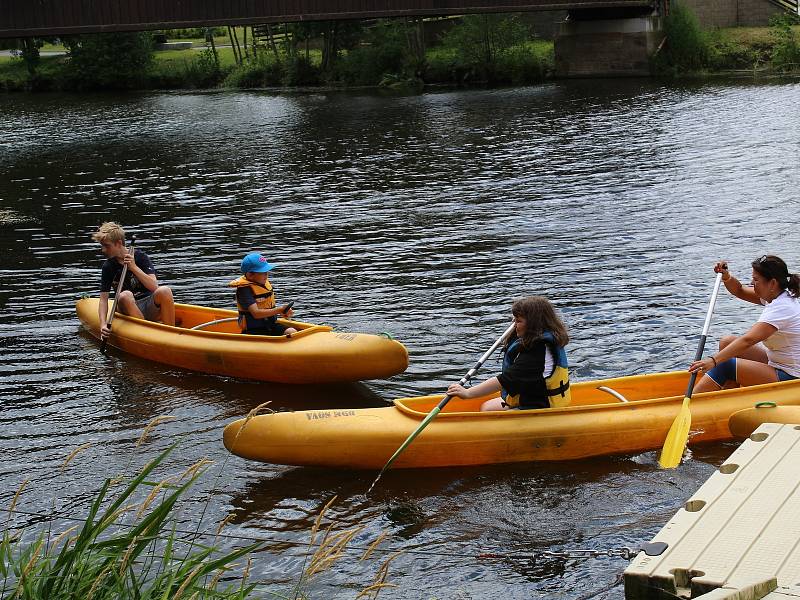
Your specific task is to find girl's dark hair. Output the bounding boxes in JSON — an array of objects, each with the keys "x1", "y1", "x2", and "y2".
[
  {"x1": 752, "y1": 255, "x2": 800, "y2": 298},
  {"x1": 509, "y1": 296, "x2": 569, "y2": 348}
]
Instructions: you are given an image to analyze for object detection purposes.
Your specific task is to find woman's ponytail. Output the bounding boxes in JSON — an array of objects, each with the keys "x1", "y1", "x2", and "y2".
[{"x1": 788, "y1": 273, "x2": 800, "y2": 297}]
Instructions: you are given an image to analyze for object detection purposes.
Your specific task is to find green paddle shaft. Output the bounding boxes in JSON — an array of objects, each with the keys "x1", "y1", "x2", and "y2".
[
  {"x1": 100, "y1": 235, "x2": 136, "y2": 354},
  {"x1": 658, "y1": 271, "x2": 724, "y2": 468},
  {"x1": 366, "y1": 321, "x2": 517, "y2": 495}
]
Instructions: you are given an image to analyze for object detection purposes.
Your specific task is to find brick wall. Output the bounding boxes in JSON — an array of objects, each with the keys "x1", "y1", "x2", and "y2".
[{"x1": 678, "y1": 0, "x2": 784, "y2": 28}]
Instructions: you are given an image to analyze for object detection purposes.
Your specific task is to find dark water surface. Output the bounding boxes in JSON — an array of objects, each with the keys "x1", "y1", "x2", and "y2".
[{"x1": 2, "y1": 79, "x2": 799, "y2": 599}]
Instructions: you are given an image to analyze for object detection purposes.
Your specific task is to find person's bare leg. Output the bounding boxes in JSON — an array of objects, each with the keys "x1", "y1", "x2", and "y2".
[
  {"x1": 154, "y1": 286, "x2": 175, "y2": 326},
  {"x1": 117, "y1": 291, "x2": 145, "y2": 319},
  {"x1": 692, "y1": 373, "x2": 723, "y2": 394},
  {"x1": 734, "y1": 359, "x2": 779, "y2": 386},
  {"x1": 480, "y1": 398, "x2": 507, "y2": 412}
]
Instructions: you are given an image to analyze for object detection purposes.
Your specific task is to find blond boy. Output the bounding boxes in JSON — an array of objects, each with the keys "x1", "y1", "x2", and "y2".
[{"x1": 92, "y1": 222, "x2": 175, "y2": 339}]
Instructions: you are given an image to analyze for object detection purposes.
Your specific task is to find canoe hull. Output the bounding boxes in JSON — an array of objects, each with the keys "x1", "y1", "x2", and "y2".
[
  {"x1": 76, "y1": 298, "x2": 408, "y2": 384},
  {"x1": 223, "y1": 372, "x2": 800, "y2": 468}
]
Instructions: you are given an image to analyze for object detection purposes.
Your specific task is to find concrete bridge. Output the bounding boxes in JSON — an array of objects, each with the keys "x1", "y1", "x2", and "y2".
[{"x1": 0, "y1": 0, "x2": 664, "y2": 77}]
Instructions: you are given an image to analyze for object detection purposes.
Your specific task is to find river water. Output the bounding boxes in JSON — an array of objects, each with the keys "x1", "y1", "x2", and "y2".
[{"x1": 1, "y1": 79, "x2": 799, "y2": 599}]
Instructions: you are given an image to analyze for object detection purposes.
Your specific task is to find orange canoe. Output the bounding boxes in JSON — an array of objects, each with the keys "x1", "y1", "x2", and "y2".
[
  {"x1": 224, "y1": 372, "x2": 800, "y2": 468},
  {"x1": 76, "y1": 297, "x2": 408, "y2": 384}
]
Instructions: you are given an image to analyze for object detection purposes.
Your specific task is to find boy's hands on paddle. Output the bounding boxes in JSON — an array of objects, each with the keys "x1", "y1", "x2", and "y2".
[
  {"x1": 714, "y1": 261, "x2": 729, "y2": 278},
  {"x1": 100, "y1": 323, "x2": 112, "y2": 340},
  {"x1": 281, "y1": 302, "x2": 294, "y2": 318}
]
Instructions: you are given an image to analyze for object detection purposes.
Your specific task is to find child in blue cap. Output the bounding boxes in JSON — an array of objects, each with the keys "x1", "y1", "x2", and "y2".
[{"x1": 228, "y1": 252, "x2": 297, "y2": 336}]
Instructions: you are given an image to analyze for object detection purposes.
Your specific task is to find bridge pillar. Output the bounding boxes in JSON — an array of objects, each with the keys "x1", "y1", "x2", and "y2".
[{"x1": 554, "y1": 9, "x2": 663, "y2": 77}]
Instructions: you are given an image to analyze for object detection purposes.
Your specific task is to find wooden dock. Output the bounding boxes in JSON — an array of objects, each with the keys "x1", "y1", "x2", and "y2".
[{"x1": 624, "y1": 422, "x2": 800, "y2": 600}]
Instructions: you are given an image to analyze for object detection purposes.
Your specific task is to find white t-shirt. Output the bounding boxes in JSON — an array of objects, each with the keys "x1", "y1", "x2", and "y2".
[
  {"x1": 758, "y1": 291, "x2": 800, "y2": 377},
  {"x1": 543, "y1": 345, "x2": 555, "y2": 377}
]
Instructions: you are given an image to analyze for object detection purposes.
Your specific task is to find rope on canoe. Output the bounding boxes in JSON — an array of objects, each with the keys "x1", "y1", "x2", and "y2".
[{"x1": 377, "y1": 331, "x2": 395, "y2": 339}]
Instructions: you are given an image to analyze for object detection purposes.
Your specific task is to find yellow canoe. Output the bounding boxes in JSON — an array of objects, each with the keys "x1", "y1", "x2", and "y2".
[
  {"x1": 76, "y1": 297, "x2": 408, "y2": 384},
  {"x1": 223, "y1": 371, "x2": 800, "y2": 468},
  {"x1": 728, "y1": 404, "x2": 800, "y2": 438}
]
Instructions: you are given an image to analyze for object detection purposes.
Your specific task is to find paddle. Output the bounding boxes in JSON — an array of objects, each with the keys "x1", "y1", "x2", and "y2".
[
  {"x1": 366, "y1": 321, "x2": 517, "y2": 494},
  {"x1": 658, "y1": 271, "x2": 724, "y2": 468},
  {"x1": 100, "y1": 235, "x2": 136, "y2": 354}
]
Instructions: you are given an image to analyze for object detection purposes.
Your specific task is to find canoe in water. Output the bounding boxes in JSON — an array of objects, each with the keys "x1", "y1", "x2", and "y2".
[
  {"x1": 728, "y1": 404, "x2": 800, "y2": 438},
  {"x1": 223, "y1": 371, "x2": 800, "y2": 468},
  {"x1": 76, "y1": 297, "x2": 408, "y2": 384}
]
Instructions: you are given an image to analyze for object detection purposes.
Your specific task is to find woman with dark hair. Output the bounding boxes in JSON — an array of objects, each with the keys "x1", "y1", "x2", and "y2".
[
  {"x1": 447, "y1": 296, "x2": 571, "y2": 411},
  {"x1": 690, "y1": 255, "x2": 800, "y2": 392}
]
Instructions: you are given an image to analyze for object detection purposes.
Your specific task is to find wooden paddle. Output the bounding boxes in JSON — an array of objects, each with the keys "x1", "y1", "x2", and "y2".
[
  {"x1": 658, "y1": 271, "x2": 724, "y2": 468},
  {"x1": 366, "y1": 321, "x2": 516, "y2": 494},
  {"x1": 100, "y1": 235, "x2": 136, "y2": 354}
]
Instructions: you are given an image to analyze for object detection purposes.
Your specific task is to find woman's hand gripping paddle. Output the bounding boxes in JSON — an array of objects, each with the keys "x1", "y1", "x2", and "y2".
[
  {"x1": 658, "y1": 272, "x2": 724, "y2": 468},
  {"x1": 100, "y1": 235, "x2": 136, "y2": 354},
  {"x1": 366, "y1": 321, "x2": 517, "y2": 495}
]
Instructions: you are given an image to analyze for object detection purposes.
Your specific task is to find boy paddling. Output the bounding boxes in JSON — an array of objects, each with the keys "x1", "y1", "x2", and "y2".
[
  {"x1": 92, "y1": 222, "x2": 175, "y2": 340},
  {"x1": 228, "y1": 252, "x2": 297, "y2": 336}
]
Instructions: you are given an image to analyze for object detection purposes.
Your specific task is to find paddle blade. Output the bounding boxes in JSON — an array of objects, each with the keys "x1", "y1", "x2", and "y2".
[{"x1": 658, "y1": 397, "x2": 692, "y2": 469}]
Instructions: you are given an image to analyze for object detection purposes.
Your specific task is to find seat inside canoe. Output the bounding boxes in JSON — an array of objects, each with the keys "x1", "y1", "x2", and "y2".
[
  {"x1": 396, "y1": 371, "x2": 693, "y2": 414},
  {"x1": 173, "y1": 303, "x2": 309, "y2": 334}
]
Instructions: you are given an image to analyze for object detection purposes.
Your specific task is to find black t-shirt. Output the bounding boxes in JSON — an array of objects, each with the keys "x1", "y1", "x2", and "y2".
[
  {"x1": 100, "y1": 249, "x2": 155, "y2": 300},
  {"x1": 497, "y1": 340, "x2": 550, "y2": 409}
]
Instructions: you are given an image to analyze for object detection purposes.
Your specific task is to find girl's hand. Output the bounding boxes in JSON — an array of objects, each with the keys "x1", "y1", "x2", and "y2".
[
  {"x1": 447, "y1": 383, "x2": 469, "y2": 398},
  {"x1": 688, "y1": 357, "x2": 714, "y2": 374},
  {"x1": 714, "y1": 261, "x2": 730, "y2": 281}
]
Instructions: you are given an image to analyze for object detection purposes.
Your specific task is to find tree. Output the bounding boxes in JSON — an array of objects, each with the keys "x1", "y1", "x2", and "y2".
[
  {"x1": 319, "y1": 20, "x2": 363, "y2": 74},
  {"x1": 19, "y1": 38, "x2": 43, "y2": 75},
  {"x1": 441, "y1": 14, "x2": 529, "y2": 80},
  {"x1": 63, "y1": 32, "x2": 153, "y2": 89}
]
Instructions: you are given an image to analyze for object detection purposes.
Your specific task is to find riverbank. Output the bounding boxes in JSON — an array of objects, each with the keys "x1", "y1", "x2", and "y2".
[
  {"x1": 2, "y1": 18, "x2": 799, "y2": 92},
  {"x1": 0, "y1": 43, "x2": 554, "y2": 92}
]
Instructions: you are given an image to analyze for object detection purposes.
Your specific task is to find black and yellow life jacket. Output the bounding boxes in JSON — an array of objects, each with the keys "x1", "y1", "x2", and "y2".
[
  {"x1": 227, "y1": 275, "x2": 276, "y2": 330},
  {"x1": 501, "y1": 332, "x2": 571, "y2": 409}
]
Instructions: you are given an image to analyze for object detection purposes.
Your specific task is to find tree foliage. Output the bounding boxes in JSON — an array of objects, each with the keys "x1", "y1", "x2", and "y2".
[
  {"x1": 441, "y1": 14, "x2": 530, "y2": 78},
  {"x1": 657, "y1": 2, "x2": 711, "y2": 73},
  {"x1": 769, "y1": 13, "x2": 800, "y2": 71},
  {"x1": 64, "y1": 32, "x2": 153, "y2": 89}
]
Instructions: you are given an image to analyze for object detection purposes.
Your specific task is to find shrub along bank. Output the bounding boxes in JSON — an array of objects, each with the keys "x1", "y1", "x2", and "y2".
[
  {"x1": 653, "y1": 5, "x2": 800, "y2": 75},
  {"x1": 1, "y1": 16, "x2": 554, "y2": 92}
]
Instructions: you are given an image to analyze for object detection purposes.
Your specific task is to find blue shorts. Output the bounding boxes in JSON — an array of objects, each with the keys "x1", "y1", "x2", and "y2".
[{"x1": 706, "y1": 358, "x2": 799, "y2": 386}]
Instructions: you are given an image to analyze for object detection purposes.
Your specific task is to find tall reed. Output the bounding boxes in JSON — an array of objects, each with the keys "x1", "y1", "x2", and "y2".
[{"x1": 1, "y1": 418, "x2": 395, "y2": 599}]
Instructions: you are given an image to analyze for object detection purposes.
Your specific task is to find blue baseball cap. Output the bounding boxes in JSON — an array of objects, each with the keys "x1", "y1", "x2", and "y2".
[{"x1": 241, "y1": 252, "x2": 275, "y2": 274}]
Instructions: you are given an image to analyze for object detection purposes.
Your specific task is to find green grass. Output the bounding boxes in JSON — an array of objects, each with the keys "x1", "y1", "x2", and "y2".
[
  {"x1": 718, "y1": 24, "x2": 800, "y2": 45},
  {"x1": 151, "y1": 46, "x2": 238, "y2": 68},
  {"x1": 0, "y1": 55, "x2": 67, "y2": 90}
]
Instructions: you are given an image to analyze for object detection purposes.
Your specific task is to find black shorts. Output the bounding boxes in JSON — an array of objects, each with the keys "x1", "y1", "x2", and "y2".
[{"x1": 244, "y1": 321, "x2": 288, "y2": 336}]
